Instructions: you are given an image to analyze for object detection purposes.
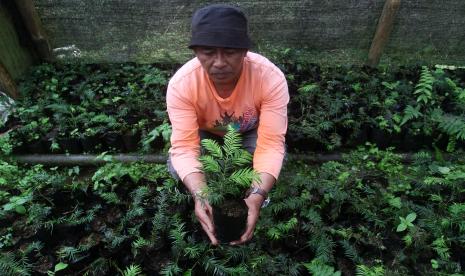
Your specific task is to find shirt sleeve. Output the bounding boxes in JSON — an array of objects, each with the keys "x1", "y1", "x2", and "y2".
[
  {"x1": 253, "y1": 68, "x2": 289, "y2": 179},
  {"x1": 166, "y1": 81, "x2": 202, "y2": 181}
]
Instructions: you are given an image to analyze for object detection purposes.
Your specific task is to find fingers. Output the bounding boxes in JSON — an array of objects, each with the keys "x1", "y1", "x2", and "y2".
[
  {"x1": 230, "y1": 214, "x2": 257, "y2": 245},
  {"x1": 194, "y1": 200, "x2": 218, "y2": 245},
  {"x1": 199, "y1": 220, "x2": 218, "y2": 245},
  {"x1": 230, "y1": 198, "x2": 261, "y2": 245}
]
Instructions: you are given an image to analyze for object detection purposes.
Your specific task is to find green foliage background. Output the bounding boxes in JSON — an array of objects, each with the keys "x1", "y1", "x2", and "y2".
[{"x1": 1, "y1": 54, "x2": 465, "y2": 275}]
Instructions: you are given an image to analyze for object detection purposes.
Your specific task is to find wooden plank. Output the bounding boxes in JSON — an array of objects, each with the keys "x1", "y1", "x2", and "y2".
[{"x1": 367, "y1": 0, "x2": 401, "y2": 67}]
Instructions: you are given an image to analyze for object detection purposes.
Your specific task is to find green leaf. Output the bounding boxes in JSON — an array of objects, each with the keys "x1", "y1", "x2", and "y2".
[
  {"x1": 54, "y1": 262, "x2": 68, "y2": 272},
  {"x1": 396, "y1": 223, "x2": 407, "y2": 232},
  {"x1": 430, "y1": 259, "x2": 439, "y2": 269},
  {"x1": 437, "y1": 166, "x2": 450, "y2": 174},
  {"x1": 15, "y1": 205, "x2": 27, "y2": 214},
  {"x1": 406, "y1": 213, "x2": 417, "y2": 223}
]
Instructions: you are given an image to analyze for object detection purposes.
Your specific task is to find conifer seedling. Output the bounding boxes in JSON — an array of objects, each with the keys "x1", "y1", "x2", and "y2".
[{"x1": 198, "y1": 125, "x2": 260, "y2": 242}]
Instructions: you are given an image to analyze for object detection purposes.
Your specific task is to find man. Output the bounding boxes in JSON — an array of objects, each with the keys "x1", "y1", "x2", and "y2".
[{"x1": 166, "y1": 4, "x2": 289, "y2": 245}]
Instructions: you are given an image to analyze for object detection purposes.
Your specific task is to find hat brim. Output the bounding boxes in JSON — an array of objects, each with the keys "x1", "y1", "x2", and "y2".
[{"x1": 188, "y1": 31, "x2": 252, "y2": 49}]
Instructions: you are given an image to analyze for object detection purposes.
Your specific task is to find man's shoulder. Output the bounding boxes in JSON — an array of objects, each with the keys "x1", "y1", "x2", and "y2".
[
  {"x1": 245, "y1": 52, "x2": 285, "y2": 79},
  {"x1": 169, "y1": 57, "x2": 202, "y2": 86}
]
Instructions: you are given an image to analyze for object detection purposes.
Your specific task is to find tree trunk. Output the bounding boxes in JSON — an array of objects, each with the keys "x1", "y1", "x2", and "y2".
[{"x1": 367, "y1": 0, "x2": 401, "y2": 67}]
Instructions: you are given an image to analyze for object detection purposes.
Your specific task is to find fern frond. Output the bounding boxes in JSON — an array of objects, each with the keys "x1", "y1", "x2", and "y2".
[
  {"x1": 231, "y1": 150, "x2": 252, "y2": 167},
  {"x1": 229, "y1": 168, "x2": 259, "y2": 187},
  {"x1": 301, "y1": 207, "x2": 323, "y2": 226},
  {"x1": 208, "y1": 194, "x2": 225, "y2": 206},
  {"x1": 432, "y1": 236, "x2": 451, "y2": 260},
  {"x1": 202, "y1": 257, "x2": 248, "y2": 276},
  {"x1": 307, "y1": 232, "x2": 336, "y2": 263},
  {"x1": 266, "y1": 217, "x2": 298, "y2": 240},
  {"x1": 131, "y1": 186, "x2": 150, "y2": 205},
  {"x1": 160, "y1": 261, "x2": 181, "y2": 276},
  {"x1": 412, "y1": 151, "x2": 432, "y2": 165},
  {"x1": 57, "y1": 246, "x2": 83, "y2": 263},
  {"x1": 424, "y1": 176, "x2": 446, "y2": 186},
  {"x1": 339, "y1": 240, "x2": 362, "y2": 263},
  {"x1": 132, "y1": 237, "x2": 150, "y2": 250},
  {"x1": 318, "y1": 121, "x2": 333, "y2": 131},
  {"x1": 199, "y1": 155, "x2": 221, "y2": 173},
  {"x1": 83, "y1": 257, "x2": 110, "y2": 276},
  {"x1": 400, "y1": 105, "x2": 422, "y2": 125},
  {"x1": 183, "y1": 243, "x2": 204, "y2": 259},
  {"x1": 356, "y1": 264, "x2": 385, "y2": 276},
  {"x1": 222, "y1": 125, "x2": 242, "y2": 156},
  {"x1": 449, "y1": 203, "x2": 465, "y2": 216},
  {"x1": 436, "y1": 114, "x2": 465, "y2": 141},
  {"x1": 21, "y1": 241, "x2": 43, "y2": 256},
  {"x1": 0, "y1": 252, "x2": 31, "y2": 276},
  {"x1": 122, "y1": 264, "x2": 143, "y2": 276},
  {"x1": 414, "y1": 66, "x2": 434, "y2": 105},
  {"x1": 99, "y1": 192, "x2": 120, "y2": 204},
  {"x1": 303, "y1": 259, "x2": 341, "y2": 276},
  {"x1": 223, "y1": 245, "x2": 250, "y2": 263},
  {"x1": 201, "y1": 139, "x2": 223, "y2": 158}
]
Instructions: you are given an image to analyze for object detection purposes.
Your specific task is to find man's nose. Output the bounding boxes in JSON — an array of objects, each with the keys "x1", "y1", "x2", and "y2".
[{"x1": 213, "y1": 53, "x2": 227, "y2": 68}]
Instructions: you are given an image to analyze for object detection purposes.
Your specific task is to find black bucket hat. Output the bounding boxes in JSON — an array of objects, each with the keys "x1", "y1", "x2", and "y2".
[{"x1": 188, "y1": 4, "x2": 252, "y2": 49}]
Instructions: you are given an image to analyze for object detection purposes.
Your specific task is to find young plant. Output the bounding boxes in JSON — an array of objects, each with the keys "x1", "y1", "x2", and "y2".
[
  {"x1": 198, "y1": 125, "x2": 260, "y2": 242},
  {"x1": 198, "y1": 125, "x2": 260, "y2": 206}
]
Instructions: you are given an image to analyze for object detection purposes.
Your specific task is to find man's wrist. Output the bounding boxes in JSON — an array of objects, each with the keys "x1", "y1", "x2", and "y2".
[
  {"x1": 245, "y1": 186, "x2": 270, "y2": 208},
  {"x1": 245, "y1": 186, "x2": 268, "y2": 199}
]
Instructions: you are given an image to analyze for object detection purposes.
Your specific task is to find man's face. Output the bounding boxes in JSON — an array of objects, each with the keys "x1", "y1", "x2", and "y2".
[{"x1": 193, "y1": 47, "x2": 247, "y2": 87}]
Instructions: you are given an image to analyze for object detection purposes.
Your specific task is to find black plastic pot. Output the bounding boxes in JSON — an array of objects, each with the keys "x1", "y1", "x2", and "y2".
[
  {"x1": 369, "y1": 128, "x2": 402, "y2": 149},
  {"x1": 344, "y1": 124, "x2": 370, "y2": 148},
  {"x1": 58, "y1": 137, "x2": 82, "y2": 154},
  {"x1": 122, "y1": 131, "x2": 140, "y2": 153},
  {"x1": 213, "y1": 199, "x2": 248, "y2": 243},
  {"x1": 81, "y1": 136, "x2": 104, "y2": 153},
  {"x1": 104, "y1": 131, "x2": 125, "y2": 152},
  {"x1": 27, "y1": 139, "x2": 48, "y2": 154}
]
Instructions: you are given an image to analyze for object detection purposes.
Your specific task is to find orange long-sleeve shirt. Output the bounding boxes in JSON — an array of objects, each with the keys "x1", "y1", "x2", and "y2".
[{"x1": 166, "y1": 52, "x2": 289, "y2": 181}]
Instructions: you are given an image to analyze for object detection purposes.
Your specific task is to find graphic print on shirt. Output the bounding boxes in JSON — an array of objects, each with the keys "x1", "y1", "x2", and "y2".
[{"x1": 210, "y1": 107, "x2": 258, "y2": 133}]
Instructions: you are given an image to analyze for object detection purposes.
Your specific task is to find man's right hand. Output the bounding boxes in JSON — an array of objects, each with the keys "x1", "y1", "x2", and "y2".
[
  {"x1": 183, "y1": 172, "x2": 219, "y2": 245},
  {"x1": 194, "y1": 196, "x2": 218, "y2": 245}
]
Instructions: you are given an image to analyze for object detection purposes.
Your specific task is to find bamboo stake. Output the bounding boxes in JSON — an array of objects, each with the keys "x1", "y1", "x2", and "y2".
[
  {"x1": 12, "y1": 152, "x2": 421, "y2": 166},
  {"x1": 13, "y1": 154, "x2": 167, "y2": 166},
  {"x1": 367, "y1": 0, "x2": 401, "y2": 67}
]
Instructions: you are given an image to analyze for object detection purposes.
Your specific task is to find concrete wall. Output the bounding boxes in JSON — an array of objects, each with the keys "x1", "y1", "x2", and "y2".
[{"x1": 29, "y1": 0, "x2": 465, "y2": 65}]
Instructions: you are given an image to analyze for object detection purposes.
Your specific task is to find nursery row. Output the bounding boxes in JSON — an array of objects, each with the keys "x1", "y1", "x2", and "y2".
[
  {"x1": 0, "y1": 131, "x2": 464, "y2": 275},
  {"x1": 1, "y1": 58, "x2": 465, "y2": 155}
]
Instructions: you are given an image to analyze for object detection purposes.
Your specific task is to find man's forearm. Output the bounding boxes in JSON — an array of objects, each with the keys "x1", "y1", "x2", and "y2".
[
  {"x1": 183, "y1": 172, "x2": 207, "y2": 195},
  {"x1": 254, "y1": 172, "x2": 276, "y2": 193}
]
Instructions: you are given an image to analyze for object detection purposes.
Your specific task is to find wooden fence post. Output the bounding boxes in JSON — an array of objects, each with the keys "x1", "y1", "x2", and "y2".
[
  {"x1": 367, "y1": 0, "x2": 401, "y2": 67},
  {"x1": 0, "y1": 61, "x2": 19, "y2": 99},
  {"x1": 15, "y1": 0, "x2": 53, "y2": 61}
]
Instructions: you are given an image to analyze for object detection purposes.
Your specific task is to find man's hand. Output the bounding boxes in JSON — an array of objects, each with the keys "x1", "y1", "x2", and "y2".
[
  {"x1": 230, "y1": 194, "x2": 264, "y2": 245},
  {"x1": 230, "y1": 172, "x2": 275, "y2": 245},
  {"x1": 183, "y1": 172, "x2": 219, "y2": 245},
  {"x1": 194, "y1": 197, "x2": 218, "y2": 245}
]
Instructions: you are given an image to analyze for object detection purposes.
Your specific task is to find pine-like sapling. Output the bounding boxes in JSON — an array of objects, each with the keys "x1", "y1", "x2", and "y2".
[{"x1": 198, "y1": 125, "x2": 260, "y2": 243}]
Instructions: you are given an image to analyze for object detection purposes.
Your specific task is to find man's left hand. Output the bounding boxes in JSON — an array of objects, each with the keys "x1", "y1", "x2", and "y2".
[{"x1": 230, "y1": 194, "x2": 264, "y2": 245}]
